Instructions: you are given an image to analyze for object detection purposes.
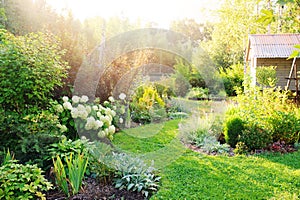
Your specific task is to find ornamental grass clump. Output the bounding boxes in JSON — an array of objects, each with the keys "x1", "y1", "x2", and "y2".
[{"x1": 52, "y1": 153, "x2": 88, "y2": 196}]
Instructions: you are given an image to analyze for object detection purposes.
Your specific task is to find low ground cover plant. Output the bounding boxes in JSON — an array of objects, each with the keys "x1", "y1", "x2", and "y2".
[
  {"x1": 0, "y1": 151, "x2": 52, "y2": 200},
  {"x1": 106, "y1": 152, "x2": 161, "y2": 198}
]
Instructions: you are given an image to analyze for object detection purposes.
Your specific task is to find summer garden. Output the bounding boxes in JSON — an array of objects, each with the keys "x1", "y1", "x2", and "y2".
[{"x1": 1, "y1": 0, "x2": 300, "y2": 199}]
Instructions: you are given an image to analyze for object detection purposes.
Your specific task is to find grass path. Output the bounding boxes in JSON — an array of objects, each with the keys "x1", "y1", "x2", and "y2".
[{"x1": 113, "y1": 120, "x2": 300, "y2": 199}]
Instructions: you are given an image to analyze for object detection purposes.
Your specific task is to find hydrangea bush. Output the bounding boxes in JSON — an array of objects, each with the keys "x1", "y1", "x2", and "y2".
[{"x1": 57, "y1": 95, "x2": 117, "y2": 141}]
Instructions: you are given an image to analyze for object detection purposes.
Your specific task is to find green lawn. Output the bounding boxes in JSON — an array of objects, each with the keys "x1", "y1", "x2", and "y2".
[{"x1": 113, "y1": 120, "x2": 300, "y2": 200}]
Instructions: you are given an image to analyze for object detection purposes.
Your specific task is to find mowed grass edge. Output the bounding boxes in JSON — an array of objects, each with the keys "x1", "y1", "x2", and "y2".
[{"x1": 113, "y1": 120, "x2": 300, "y2": 199}]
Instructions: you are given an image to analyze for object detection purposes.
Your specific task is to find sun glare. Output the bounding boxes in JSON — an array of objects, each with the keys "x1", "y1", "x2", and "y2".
[{"x1": 46, "y1": 0, "x2": 221, "y2": 28}]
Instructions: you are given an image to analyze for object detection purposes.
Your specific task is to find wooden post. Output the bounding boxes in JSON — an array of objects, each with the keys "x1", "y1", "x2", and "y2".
[
  {"x1": 295, "y1": 63, "x2": 298, "y2": 101},
  {"x1": 286, "y1": 57, "x2": 297, "y2": 89}
]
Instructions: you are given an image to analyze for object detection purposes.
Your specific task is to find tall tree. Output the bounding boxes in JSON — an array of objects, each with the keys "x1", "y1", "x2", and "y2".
[
  {"x1": 203, "y1": 0, "x2": 264, "y2": 69},
  {"x1": 170, "y1": 18, "x2": 213, "y2": 45},
  {"x1": 257, "y1": 0, "x2": 300, "y2": 33}
]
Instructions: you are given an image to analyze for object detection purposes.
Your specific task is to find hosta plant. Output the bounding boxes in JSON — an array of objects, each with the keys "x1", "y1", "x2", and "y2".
[{"x1": 106, "y1": 153, "x2": 161, "y2": 198}]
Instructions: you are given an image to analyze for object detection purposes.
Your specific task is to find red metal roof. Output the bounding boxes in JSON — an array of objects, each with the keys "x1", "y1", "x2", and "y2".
[{"x1": 247, "y1": 34, "x2": 300, "y2": 60}]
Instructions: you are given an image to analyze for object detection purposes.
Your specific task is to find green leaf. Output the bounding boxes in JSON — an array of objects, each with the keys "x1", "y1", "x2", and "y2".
[
  {"x1": 294, "y1": 44, "x2": 300, "y2": 49},
  {"x1": 257, "y1": 9, "x2": 275, "y2": 26},
  {"x1": 115, "y1": 183, "x2": 122, "y2": 188},
  {"x1": 287, "y1": 50, "x2": 299, "y2": 60},
  {"x1": 127, "y1": 183, "x2": 134, "y2": 191}
]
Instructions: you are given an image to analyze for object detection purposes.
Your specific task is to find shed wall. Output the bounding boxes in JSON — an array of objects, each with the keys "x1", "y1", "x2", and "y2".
[{"x1": 257, "y1": 58, "x2": 300, "y2": 90}]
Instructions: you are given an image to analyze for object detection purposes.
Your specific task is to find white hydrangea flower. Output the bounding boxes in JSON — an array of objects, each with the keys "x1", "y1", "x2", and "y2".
[
  {"x1": 104, "y1": 128, "x2": 109, "y2": 135},
  {"x1": 77, "y1": 104, "x2": 85, "y2": 111},
  {"x1": 98, "y1": 105, "x2": 105, "y2": 111},
  {"x1": 119, "y1": 93, "x2": 126, "y2": 100},
  {"x1": 94, "y1": 120, "x2": 103, "y2": 130},
  {"x1": 103, "y1": 101, "x2": 109, "y2": 106},
  {"x1": 85, "y1": 116, "x2": 95, "y2": 130},
  {"x1": 72, "y1": 96, "x2": 80, "y2": 104},
  {"x1": 62, "y1": 96, "x2": 69, "y2": 102},
  {"x1": 92, "y1": 105, "x2": 98, "y2": 111},
  {"x1": 98, "y1": 130, "x2": 106, "y2": 138},
  {"x1": 85, "y1": 105, "x2": 92, "y2": 114},
  {"x1": 112, "y1": 106, "x2": 117, "y2": 111},
  {"x1": 80, "y1": 95, "x2": 89, "y2": 103},
  {"x1": 100, "y1": 115, "x2": 106, "y2": 122},
  {"x1": 108, "y1": 125, "x2": 116, "y2": 134},
  {"x1": 96, "y1": 112, "x2": 102, "y2": 118},
  {"x1": 111, "y1": 110, "x2": 116, "y2": 117},
  {"x1": 63, "y1": 102, "x2": 72, "y2": 110},
  {"x1": 105, "y1": 115, "x2": 112, "y2": 125},
  {"x1": 105, "y1": 108, "x2": 112, "y2": 116},
  {"x1": 108, "y1": 96, "x2": 115, "y2": 102},
  {"x1": 78, "y1": 110, "x2": 88, "y2": 120},
  {"x1": 55, "y1": 104, "x2": 64, "y2": 113},
  {"x1": 71, "y1": 108, "x2": 79, "y2": 118},
  {"x1": 119, "y1": 118, "x2": 124, "y2": 124}
]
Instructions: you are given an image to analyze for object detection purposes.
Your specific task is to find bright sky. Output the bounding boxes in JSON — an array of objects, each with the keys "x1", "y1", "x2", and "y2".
[{"x1": 46, "y1": 0, "x2": 221, "y2": 28}]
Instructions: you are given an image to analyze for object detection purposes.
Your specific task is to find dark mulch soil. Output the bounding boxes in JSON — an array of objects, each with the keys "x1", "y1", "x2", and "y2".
[{"x1": 46, "y1": 177, "x2": 145, "y2": 200}]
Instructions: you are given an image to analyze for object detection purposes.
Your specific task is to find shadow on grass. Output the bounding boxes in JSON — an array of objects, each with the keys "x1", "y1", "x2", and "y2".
[
  {"x1": 152, "y1": 151, "x2": 300, "y2": 199},
  {"x1": 113, "y1": 119, "x2": 300, "y2": 199},
  {"x1": 256, "y1": 151, "x2": 300, "y2": 170}
]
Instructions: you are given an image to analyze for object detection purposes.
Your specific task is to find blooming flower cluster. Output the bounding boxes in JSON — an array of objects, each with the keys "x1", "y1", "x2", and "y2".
[{"x1": 60, "y1": 95, "x2": 117, "y2": 140}]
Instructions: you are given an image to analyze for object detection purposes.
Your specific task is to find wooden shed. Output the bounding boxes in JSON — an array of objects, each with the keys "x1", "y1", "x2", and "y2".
[{"x1": 245, "y1": 34, "x2": 300, "y2": 90}]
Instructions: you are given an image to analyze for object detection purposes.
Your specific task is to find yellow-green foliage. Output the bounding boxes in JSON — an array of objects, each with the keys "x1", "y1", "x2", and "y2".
[
  {"x1": 137, "y1": 85, "x2": 165, "y2": 109},
  {"x1": 131, "y1": 85, "x2": 166, "y2": 123}
]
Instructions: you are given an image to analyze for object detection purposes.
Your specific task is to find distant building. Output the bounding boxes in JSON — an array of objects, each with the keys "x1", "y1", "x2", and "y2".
[{"x1": 245, "y1": 34, "x2": 300, "y2": 90}]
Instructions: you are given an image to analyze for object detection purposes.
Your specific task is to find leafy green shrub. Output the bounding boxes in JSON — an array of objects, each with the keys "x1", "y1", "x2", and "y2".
[
  {"x1": 256, "y1": 66, "x2": 278, "y2": 87},
  {"x1": 270, "y1": 111, "x2": 300, "y2": 144},
  {"x1": 0, "y1": 29, "x2": 68, "y2": 112},
  {"x1": 88, "y1": 142, "x2": 114, "y2": 182},
  {"x1": 219, "y1": 63, "x2": 244, "y2": 96},
  {"x1": 48, "y1": 136, "x2": 93, "y2": 160},
  {"x1": 224, "y1": 117, "x2": 245, "y2": 148},
  {"x1": 188, "y1": 73, "x2": 206, "y2": 88},
  {"x1": 225, "y1": 84, "x2": 300, "y2": 150},
  {"x1": 0, "y1": 109, "x2": 26, "y2": 151},
  {"x1": 240, "y1": 123, "x2": 272, "y2": 150},
  {"x1": 106, "y1": 153, "x2": 161, "y2": 198},
  {"x1": 233, "y1": 142, "x2": 248, "y2": 155},
  {"x1": 186, "y1": 87, "x2": 209, "y2": 99},
  {"x1": 17, "y1": 111, "x2": 64, "y2": 168},
  {"x1": 131, "y1": 85, "x2": 166, "y2": 123},
  {"x1": 0, "y1": 160, "x2": 52, "y2": 200},
  {"x1": 0, "y1": 109, "x2": 64, "y2": 168},
  {"x1": 153, "y1": 82, "x2": 175, "y2": 100}
]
